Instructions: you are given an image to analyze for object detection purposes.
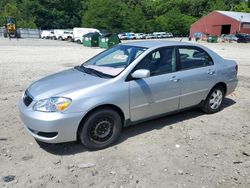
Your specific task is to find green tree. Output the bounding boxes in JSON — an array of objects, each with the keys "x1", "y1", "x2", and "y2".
[
  {"x1": 0, "y1": 0, "x2": 38, "y2": 28},
  {"x1": 0, "y1": 0, "x2": 247, "y2": 35},
  {"x1": 34, "y1": 0, "x2": 84, "y2": 29},
  {"x1": 123, "y1": 5, "x2": 147, "y2": 32},
  {"x1": 155, "y1": 8, "x2": 196, "y2": 36},
  {"x1": 0, "y1": 2, "x2": 21, "y2": 25},
  {"x1": 233, "y1": 2, "x2": 250, "y2": 12},
  {"x1": 83, "y1": 0, "x2": 128, "y2": 32}
]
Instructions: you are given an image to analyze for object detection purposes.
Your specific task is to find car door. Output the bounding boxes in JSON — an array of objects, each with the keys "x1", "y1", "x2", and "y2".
[
  {"x1": 177, "y1": 46, "x2": 216, "y2": 109},
  {"x1": 128, "y1": 47, "x2": 181, "y2": 122}
]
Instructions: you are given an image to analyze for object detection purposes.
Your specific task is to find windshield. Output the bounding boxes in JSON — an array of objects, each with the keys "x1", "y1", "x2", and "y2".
[{"x1": 81, "y1": 45, "x2": 147, "y2": 77}]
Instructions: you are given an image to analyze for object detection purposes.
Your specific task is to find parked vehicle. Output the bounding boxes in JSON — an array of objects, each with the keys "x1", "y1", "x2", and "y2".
[
  {"x1": 4, "y1": 16, "x2": 20, "y2": 38},
  {"x1": 73, "y1": 27, "x2": 100, "y2": 44},
  {"x1": 41, "y1": 30, "x2": 55, "y2": 39},
  {"x1": 221, "y1": 34, "x2": 238, "y2": 42},
  {"x1": 62, "y1": 30, "x2": 73, "y2": 41},
  {"x1": 135, "y1": 33, "x2": 146, "y2": 39},
  {"x1": 118, "y1": 33, "x2": 127, "y2": 40},
  {"x1": 145, "y1": 33, "x2": 157, "y2": 39},
  {"x1": 153, "y1": 32, "x2": 168, "y2": 38},
  {"x1": 19, "y1": 41, "x2": 238, "y2": 150},
  {"x1": 49, "y1": 31, "x2": 56, "y2": 40},
  {"x1": 41, "y1": 30, "x2": 50, "y2": 39},
  {"x1": 236, "y1": 33, "x2": 250, "y2": 43},
  {"x1": 145, "y1": 34, "x2": 152, "y2": 39},
  {"x1": 54, "y1": 29, "x2": 64, "y2": 40},
  {"x1": 125, "y1": 32, "x2": 135, "y2": 40},
  {"x1": 166, "y1": 32, "x2": 174, "y2": 38},
  {"x1": 193, "y1": 32, "x2": 208, "y2": 41}
]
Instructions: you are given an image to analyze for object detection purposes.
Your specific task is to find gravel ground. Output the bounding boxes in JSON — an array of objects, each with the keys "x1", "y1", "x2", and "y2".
[{"x1": 0, "y1": 38, "x2": 249, "y2": 188}]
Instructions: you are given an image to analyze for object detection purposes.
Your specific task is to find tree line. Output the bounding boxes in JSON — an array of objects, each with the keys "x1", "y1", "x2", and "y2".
[{"x1": 0, "y1": 0, "x2": 249, "y2": 36}]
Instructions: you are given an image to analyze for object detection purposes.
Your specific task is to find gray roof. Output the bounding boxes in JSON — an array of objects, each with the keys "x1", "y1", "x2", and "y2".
[
  {"x1": 121, "y1": 41, "x2": 194, "y2": 48},
  {"x1": 217, "y1": 11, "x2": 250, "y2": 23}
]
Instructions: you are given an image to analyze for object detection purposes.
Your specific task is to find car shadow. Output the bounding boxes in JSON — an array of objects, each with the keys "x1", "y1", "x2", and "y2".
[
  {"x1": 38, "y1": 97, "x2": 235, "y2": 155},
  {"x1": 36, "y1": 140, "x2": 87, "y2": 155},
  {"x1": 119, "y1": 98, "x2": 236, "y2": 144}
]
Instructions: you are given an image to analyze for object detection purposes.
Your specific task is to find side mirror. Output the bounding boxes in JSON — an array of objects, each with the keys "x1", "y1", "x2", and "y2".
[{"x1": 131, "y1": 69, "x2": 150, "y2": 79}]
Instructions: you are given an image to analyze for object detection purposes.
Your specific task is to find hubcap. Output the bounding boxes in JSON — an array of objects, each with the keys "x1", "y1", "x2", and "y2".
[
  {"x1": 90, "y1": 118, "x2": 113, "y2": 143},
  {"x1": 209, "y1": 89, "x2": 223, "y2": 110}
]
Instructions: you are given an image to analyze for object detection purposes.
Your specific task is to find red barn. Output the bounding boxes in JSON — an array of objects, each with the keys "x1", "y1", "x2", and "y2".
[{"x1": 190, "y1": 11, "x2": 250, "y2": 36}]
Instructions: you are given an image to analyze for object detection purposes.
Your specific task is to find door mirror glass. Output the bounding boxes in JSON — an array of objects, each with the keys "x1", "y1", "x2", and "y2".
[{"x1": 131, "y1": 69, "x2": 150, "y2": 79}]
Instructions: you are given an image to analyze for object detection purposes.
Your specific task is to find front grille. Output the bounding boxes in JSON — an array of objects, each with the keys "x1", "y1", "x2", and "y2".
[{"x1": 23, "y1": 91, "x2": 33, "y2": 106}]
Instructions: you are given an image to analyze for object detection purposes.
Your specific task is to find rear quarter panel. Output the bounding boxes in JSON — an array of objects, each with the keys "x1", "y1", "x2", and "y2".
[
  {"x1": 216, "y1": 59, "x2": 238, "y2": 95},
  {"x1": 200, "y1": 46, "x2": 238, "y2": 95}
]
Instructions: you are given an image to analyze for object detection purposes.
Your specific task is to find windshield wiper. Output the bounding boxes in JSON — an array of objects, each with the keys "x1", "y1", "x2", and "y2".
[{"x1": 75, "y1": 65, "x2": 114, "y2": 78}]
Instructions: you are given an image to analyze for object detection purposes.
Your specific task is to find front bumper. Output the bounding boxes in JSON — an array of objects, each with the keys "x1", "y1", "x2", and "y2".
[{"x1": 19, "y1": 98, "x2": 85, "y2": 143}]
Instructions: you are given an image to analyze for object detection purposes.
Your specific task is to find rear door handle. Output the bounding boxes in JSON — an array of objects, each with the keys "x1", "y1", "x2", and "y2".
[
  {"x1": 207, "y1": 69, "x2": 215, "y2": 75},
  {"x1": 170, "y1": 76, "x2": 180, "y2": 83}
]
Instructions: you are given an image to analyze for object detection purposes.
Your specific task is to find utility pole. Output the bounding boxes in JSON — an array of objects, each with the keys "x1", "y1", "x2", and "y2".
[{"x1": 239, "y1": 15, "x2": 243, "y2": 33}]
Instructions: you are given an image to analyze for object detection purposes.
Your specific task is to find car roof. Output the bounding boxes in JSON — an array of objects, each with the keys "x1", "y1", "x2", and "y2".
[{"x1": 120, "y1": 41, "x2": 199, "y2": 48}]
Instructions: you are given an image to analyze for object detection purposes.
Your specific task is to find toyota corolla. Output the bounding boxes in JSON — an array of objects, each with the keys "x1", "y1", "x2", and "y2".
[{"x1": 19, "y1": 41, "x2": 238, "y2": 150}]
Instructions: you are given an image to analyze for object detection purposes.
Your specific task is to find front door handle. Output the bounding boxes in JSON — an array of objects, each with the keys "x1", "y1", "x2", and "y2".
[{"x1": 170, "y1": 76, "x2": 180, "y2": 83}]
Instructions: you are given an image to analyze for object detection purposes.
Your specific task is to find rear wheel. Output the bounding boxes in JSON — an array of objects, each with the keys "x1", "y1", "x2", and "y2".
[
  {"x1": 201, "y1": 86, "x2": 225, "y2": 114},
  {"x1": 79, "y1": 109, "x2": 122, "y2": 150},
  {"x1": 67, "y1": 36, "x2": 72, "y2": 41}
]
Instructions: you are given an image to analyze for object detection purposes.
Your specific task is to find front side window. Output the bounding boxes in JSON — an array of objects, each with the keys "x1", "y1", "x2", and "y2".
[
  {"x1": 81, "y1": 45, "x2": 147, "y2": 77},
  {"x1": 134, "y1": 47, "x2": 176, "y2": 76},
  {"x1": 178, "y1": 47, "x2": 213, "y2": 70}
]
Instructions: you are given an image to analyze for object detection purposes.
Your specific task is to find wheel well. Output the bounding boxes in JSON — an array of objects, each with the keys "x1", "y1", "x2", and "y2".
[
  {"x1": 76, "y1": 104, "x2": 125, "y2": 139},
  {"x1": 212, "y1": 82, "x2": 227, "y2": 94}
]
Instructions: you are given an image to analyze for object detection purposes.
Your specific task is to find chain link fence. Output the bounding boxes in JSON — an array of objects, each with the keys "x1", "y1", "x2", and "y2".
[{"x1": 0, "y1": 27, "x2": 41, "y2": 38}]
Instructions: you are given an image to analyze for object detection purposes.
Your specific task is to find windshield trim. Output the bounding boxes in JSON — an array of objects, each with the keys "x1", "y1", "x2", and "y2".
[{"x1": 74, "y1": 65, "x2": 115, "y2": 79}]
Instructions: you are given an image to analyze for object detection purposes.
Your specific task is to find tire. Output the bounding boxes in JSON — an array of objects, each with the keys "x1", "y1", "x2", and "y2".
[
  {"x1": 79, "y1": 108, "x2": 122, "y2": 150},
  {"x1": 201, "y1": 86, "x2": 225, "y2": 114},
  {"x1": 16, "y1": 30, "x2": 21, "y2": 38},
  {"x1": 58, "y1": 36, "x2": 62, "y2": 41},
  {"x1": 67, "y1": 36, "x2": 72, "y2": 41}
]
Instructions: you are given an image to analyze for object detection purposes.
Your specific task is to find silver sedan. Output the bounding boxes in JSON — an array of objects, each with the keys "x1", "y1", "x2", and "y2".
[{"x1": 19, "y1": 41, "x2": 238, "y2": 150}]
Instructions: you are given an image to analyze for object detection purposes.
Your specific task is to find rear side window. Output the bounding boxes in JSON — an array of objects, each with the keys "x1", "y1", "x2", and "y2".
[{"x1": 178, "y1": 47, "x2": 213, "y2": 70}]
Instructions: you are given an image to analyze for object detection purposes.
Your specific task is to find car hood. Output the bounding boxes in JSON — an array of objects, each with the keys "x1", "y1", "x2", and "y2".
[{"x1": 28, "y1": 68, "x2": 106, "y2": 100}]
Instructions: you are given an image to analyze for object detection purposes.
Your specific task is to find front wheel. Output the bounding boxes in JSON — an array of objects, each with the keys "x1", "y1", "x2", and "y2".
[
  {"x1": 79, "y1": 109, "x2": 122, "y2": 150},
  {"x1": 201, "y1": 86, "x2": 225, "y2": 114}
]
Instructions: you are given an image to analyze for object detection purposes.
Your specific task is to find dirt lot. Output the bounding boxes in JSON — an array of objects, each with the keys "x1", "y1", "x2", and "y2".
[{"x1": 0, "y1": 38, "x2": 249, "y2": 188}]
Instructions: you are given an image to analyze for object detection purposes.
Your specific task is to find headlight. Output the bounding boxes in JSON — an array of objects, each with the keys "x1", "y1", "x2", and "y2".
[{"x1": 33, "y1": 97, "x2": 72, "y2": 112}]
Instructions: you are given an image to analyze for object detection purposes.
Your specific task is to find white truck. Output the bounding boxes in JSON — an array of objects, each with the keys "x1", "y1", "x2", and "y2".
[
  {"x1": 54, "y1": 30, "x2": 73, "y2": 41},
  {"x1": 41, "y1": 30, "x2": 54, "y2": 39},
  {"x1": 73, "y1": 27, "x2": 100, "y2": 43},
  {"x1": 54, "y1": 29, "x2": 64, "y2": 40},
  {"x1": 62, "y1": 30, "x2": 73, "y2": 41}
]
